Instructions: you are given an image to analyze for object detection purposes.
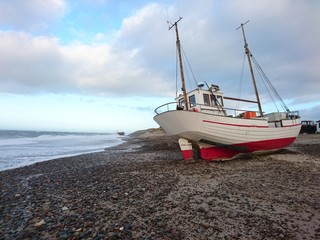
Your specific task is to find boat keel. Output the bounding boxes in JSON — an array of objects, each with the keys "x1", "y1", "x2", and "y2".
[
  {"x1": 198, "y1": 137, "x2": 297, "y2": 161},
  {"x1": 199, "y1": 143, "x2": 241, "y2": 160}
]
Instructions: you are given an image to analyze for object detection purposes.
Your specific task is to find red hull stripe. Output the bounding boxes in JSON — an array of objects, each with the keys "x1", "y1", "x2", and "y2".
[
  {"x1": 203, "y1": 120, "x2": 301, "y2": 129},
  {"x1": 198, "y1": 137, "x2": 296, "y2": 161},
  {"x1": 203, "y1": 120, "x2": 269, "y2": 128}
]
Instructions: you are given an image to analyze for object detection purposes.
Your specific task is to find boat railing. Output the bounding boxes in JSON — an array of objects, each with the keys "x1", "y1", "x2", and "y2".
[
  {"x1": 288, "y1": 110, "x2": 300, "y2": 119},
  {"x1": 154, "y1": 102, "x2": 178, "y2": 114},
  {"x1": 154, "y1": 102, "x2": 264, "y2": 117}
]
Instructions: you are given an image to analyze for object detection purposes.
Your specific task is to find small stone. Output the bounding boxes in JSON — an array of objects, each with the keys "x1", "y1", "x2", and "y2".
[
  {"x1": 62, "y1": 206, "x2": 69, "y2": 211},
  {"x1": 18, "y1": 229, "x2": 36, "y2": 238},
  {"x1": 102, "y1": 224, "x2": 109, "y2": 232},
  {"x1": 92, "y1": 231, "x2": 98, "y2": 238},
  {"x1": 119, "y1": 226, "x2": 124, "y2": 231},
  {"x1": 97, "y1": 233, "x2": 105, "y2": 239},
  {"x1": 58, "y1": 229, "x2": 74, "y2": 239},
  {"x1": 34, "y1": 219, "x2": 45, "y2": 227},
  {"x1": 279, "y1": 234, "x2": 285, "y2": 238},
  {"x1": 108, "y1": 232, "x2": 118, "y2": 238},
  {"x1": 202, "y1": 223, "x2": 209, "y2": 228}
]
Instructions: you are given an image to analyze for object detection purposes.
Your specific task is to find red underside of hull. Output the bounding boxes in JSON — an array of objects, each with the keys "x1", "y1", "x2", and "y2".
[{"x1": 199, "y1": 137, "x2": 297, "y2": 161}]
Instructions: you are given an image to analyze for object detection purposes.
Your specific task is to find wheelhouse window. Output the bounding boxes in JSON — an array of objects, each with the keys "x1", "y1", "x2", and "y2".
[
  {"x1": 203, "y1": 94, "x2": 210, "y2": 106},
  {"x1": 189, "y1": 94, "x2": 196, "y2": 107},
  {"x1": 217, "y1": 95, "x2": 224, "y2": 107},
  {"x1": 210, "y1": 95, "x2": 217, "y2": 106}
]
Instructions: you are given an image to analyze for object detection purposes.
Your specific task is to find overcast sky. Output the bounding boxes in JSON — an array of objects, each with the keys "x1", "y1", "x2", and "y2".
[{"x1": 0, "y1": 0, "x2": 319, "y2": 133}]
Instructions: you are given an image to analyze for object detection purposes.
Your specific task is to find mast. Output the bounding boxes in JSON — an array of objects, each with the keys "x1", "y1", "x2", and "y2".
[
  {"x1": 168, "y1": 17, "x2": 188, "y2": 110},
  {"x1": 237, "y1": 21, "x2": 263, "y2": 117}
]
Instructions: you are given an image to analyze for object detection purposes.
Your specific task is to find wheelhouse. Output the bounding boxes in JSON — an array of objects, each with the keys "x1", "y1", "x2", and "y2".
[{"x1": 176, "y1": 84, "x2": 225, "y2": 115}]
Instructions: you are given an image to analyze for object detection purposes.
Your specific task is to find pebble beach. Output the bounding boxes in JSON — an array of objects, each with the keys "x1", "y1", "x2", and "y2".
[{"x1": 1, "y1": 129, "x2": 320, "y2": 239}]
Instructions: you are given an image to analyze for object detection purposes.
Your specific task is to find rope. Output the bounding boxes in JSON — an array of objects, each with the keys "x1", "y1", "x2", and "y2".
[
  {"x1": 181, "y1": 45, "x2": 198, "y2": 87},
  {"x1": 250, "y1": 53, "x2": 290, "y2": 113},
  {"x1": 183, "y1": 57, "x2": 192, "y2": 91},
  {"x1": 252, "y1": 58, "x2": 279, "y2": 112},
  {"x1": 235, "y1": 53, "x2": 247, "y2": 114},
  {"x1": 175, "y1": 45, "x2": 178, "y2": 97}
]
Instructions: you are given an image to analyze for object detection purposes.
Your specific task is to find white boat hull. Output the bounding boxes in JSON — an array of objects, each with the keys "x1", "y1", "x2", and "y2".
[{"x1": 154, "y1": 110, "x2": 301, "y2": 160}]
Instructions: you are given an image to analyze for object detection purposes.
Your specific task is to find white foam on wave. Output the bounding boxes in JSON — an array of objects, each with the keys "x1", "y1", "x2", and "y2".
[
  {"x1": 0, "y1": 130, "x2": 124, "y2": 171},
  {"x1": 0, "y1": 137, "x2": 37, "y2": 147}
]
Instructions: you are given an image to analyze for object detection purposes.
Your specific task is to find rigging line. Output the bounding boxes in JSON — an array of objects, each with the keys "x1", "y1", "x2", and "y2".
[
  {"x1": 181, "y1": 44, "x2": 198, "y2": 87},
  {"x1": 175, "y1": 42, "x2": 191, "y2": 94},
  {"x1": 252, "y1": 58, "x2": 279, "y2": 112},
  {"x1": 175, "y1": 44, "x2": 179, "y2": 97},
  {"x1": 252, "y1": 55, "x2": 285, "y2": 111},
  {"x1": 165, "y1": 4, "x2": 169, "y2": 22},
  {"x1": 176, "y1": 0, "x2": 182, "y2": 18},
  {"x1": 238, "y1": 53, "x2": 246, "y2": 99},
  {"x1": 183, "y1": 57, "x2": 192, "y2": 91},
  {"x1": 205, "y1": 82, "x2": 226, "y2": 115},
  {"x1": 252, "y1": 54, "x2": 289, "y2": 112},
  {"x1": 235, "y1": 53, "x2": 247, "y2": 114},
  {"x1": 251, "y1": 54, "x2": 290, "y2": 112}
]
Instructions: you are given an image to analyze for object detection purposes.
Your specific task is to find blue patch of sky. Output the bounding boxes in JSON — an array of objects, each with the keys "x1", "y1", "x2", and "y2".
[{"x1": 55, "y1": 0, "x2": 161, "y2": 44}]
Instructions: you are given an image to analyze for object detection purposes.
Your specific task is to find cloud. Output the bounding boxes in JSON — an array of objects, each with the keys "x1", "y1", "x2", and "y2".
[
  {"x1": 299, "y1": 104, "x2": 320, "y2": 121},
  {"x1": 0, "y1": 2, "x2": 176, "y2": 97},
  {"x1": 171, "y1": 0, "x2": 320, "y2": 105},
  {"x1": 61, "y1": 41, "x2": 174, "y2": 96},
  {"x1": 0, "y1": 32, "x2": 69, "y2": 92},
  {"x1": 0, "y1": 0, "x2": 67, "y2": 32},
  {"x1": 0, "y1": 0, "x2": 319, "y2": 105}
]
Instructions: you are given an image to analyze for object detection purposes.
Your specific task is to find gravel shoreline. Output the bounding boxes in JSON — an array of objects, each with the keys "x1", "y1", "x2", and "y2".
[{"x1": 1, "y1": 131, "x2": 320, "y2": 239}]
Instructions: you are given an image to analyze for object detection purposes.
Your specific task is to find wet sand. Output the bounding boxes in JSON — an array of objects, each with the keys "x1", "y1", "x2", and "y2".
[{"x1": 1, "y1": 130, "x2": 320, "y2": 239}]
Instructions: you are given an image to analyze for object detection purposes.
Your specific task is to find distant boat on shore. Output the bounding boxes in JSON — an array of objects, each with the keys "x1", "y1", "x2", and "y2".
[
  {"x1": 154, "y1": 19, "x2": 301, "y2": 161},
  {"x1": 117, "y1": 131, "x2": 125, "y2": 136}
]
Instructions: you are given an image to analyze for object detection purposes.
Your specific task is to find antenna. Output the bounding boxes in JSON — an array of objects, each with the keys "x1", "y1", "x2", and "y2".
[
  {"x1": 236, "y1": 20, "x2": 249, "y2": 30},
  {"x1": 167, "y1": 17, "x2": 183, "y2": 30}
]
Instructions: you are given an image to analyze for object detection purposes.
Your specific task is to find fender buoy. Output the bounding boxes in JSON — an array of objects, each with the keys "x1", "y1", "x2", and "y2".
[{"x1": 193, "y1": 108, "x2": 199, "y2": 112}]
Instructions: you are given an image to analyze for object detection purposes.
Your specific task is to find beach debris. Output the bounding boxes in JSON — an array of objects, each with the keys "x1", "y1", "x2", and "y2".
[
  {"x1": 62, "y1": 206, "x2": 69, "y2": 211},
  {"x1": 34, "y1": 219, "x2": 45, "y2": 227}
]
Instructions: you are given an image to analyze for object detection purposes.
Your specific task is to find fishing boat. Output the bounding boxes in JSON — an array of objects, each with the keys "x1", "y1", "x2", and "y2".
[{"x1": 153, "y1": 19, "x2": 301, "y2": 161}]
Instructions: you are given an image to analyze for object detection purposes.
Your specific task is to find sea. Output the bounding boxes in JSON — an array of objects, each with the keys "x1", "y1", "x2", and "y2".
[{"x1": 0, "y1": 130, "x2": 124, "y2": 171}]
